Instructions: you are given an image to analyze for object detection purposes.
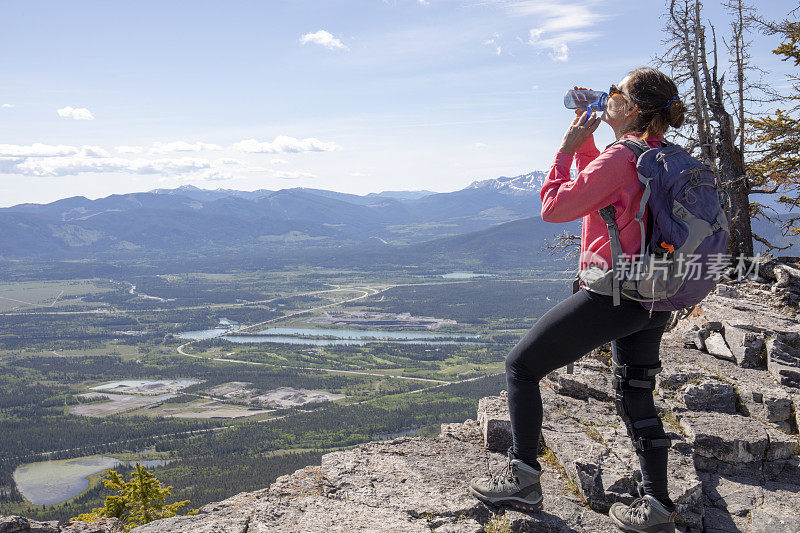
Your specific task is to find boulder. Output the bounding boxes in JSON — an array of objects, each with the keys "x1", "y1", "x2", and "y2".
[
  {"x1": 762, "y1": 423, "x2": 800, "y2": 461},
  {"x1": 440, "y1": 419, "x2": 481, "y2": 444},
  {"x1": 477, "y1": 395, "x2": 511, "y2": 452},
  {"x1": 767, "y1": 337, "x2": 800, "y2": 389},
  {"x1": 738, "y1": 385, "x2": 793, "y2": 425},
  {"x1": 716, "y1": 285, "x2": 742, "y2": 299},
  {"x1": 540, "y1": 408, "x2": 636, "y2": 513},
  {"x1": 723, "y1": 324, "x2": 766, "y2": 368},
  {"x1": 678, "y1": 379, "x2": 737, "y2": 414},
  {"x1": 555, "y1": 371, "x2": 612, "y2": 402},
  {"x1": 62, "y1": 519, "x2": 123, "y2": 533},
  {"x1": 680, "y1": 412, "x2": 769, "y2": 464},
  {"x1": 702, "y1": 321, "x2": 725, "y2": 332},
  {"x1": 682, "y1": 325, "x2": 708, "y2": 351},
  {"x1": 656, "y1": 365, "x2": 711, "y2": 396},
  {"x1": 704, "y1": 331, "x2": 736, "y2": 362},
  {"x1": 0, "y1": 516, "x2": 59, "y2": 533}
]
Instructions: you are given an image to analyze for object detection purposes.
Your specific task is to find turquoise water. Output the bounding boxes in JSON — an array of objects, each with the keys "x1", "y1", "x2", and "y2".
[
  {"x1": 178, "y1": 318, "x2": 239, "y2": 340},
  {"x1": 13, "y1": 456, "x2": 170, "y2": 505},
  {"x1": 441, "y1": 272, "x2": 492, "y2": 279},
  {"x1": 221, "y1": 335, "x2": 481, "y2": 346},
  {"x1": 255, "y1": 327, "x2": 479, "y2": 340},
  {"x1": 177, "y1": 328, "x2": 228, "y2": 340},
  {"x1": 179, "y1": 325, "x2": 481, "y2": 345}
]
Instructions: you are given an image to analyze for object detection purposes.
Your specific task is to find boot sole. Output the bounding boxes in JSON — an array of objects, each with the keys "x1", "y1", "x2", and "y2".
[{"x1": 469, "y1": 487, "x2": 543, "y2": 513}]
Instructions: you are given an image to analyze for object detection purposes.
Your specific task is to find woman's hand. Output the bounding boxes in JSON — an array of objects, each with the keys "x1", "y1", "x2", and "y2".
[{"x1": 558, "y1": 110, "x2": 601, "y2": 156}]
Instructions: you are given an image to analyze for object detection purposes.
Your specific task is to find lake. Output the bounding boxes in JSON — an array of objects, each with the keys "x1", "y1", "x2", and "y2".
[
  {"x1": 255, "y1": 327, "x2": 479, "y2": 340},
  {"x1": 180, "y1": 325, "x2": 481, "y2": 346},
  {"x1": 221, "y1": 327, "x2": 481, "y2": 346},
  {"x1": 13, "y1": 455, "x2": 170, "y2": 505},
  {"x1": 177, "y1": 318, "x2": 240, "y2": 340},
  {"x1": 220, "y1": 335, "x2": 482, "y2": 346},
  {"x1": 441, "y1": 272, "x2": 493, "y2": 279}
]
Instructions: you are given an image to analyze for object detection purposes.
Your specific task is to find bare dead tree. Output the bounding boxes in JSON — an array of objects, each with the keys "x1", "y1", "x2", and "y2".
[
  {"x1": 657, "y1": 0, "x2": 756, "y2": 257},
  {"x1": 539, "y1": 229, "x2": 581, "y2": 268}
]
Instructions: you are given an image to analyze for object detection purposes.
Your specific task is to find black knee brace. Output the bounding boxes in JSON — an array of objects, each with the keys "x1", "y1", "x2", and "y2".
[{"x1": 612, "y1": 362, "x2": 671, "y2": 452}]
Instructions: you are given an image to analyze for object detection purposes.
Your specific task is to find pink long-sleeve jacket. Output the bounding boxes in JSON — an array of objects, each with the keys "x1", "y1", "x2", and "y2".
[{"x1": 540, "y1": 133, "x2": 664, "y2": 273}]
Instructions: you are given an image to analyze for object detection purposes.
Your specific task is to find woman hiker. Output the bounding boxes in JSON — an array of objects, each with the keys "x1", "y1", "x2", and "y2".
[{"x1": 469, "y1": 67, "x2": 687, "y2": 533}]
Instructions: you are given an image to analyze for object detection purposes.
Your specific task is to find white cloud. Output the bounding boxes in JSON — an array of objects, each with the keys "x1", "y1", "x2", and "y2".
[
  {"x1": 272, "y1": 170, "x2": 316, "y2": 180},
  {"x1": 418, "y1": 0, "x2": 430, "y2": 5},
  {"x1": 115, "y1": 145, "x2": 144, "y2": 154},
  {"x1": 149, "y1": 141, "x2": 223, "y2": 154},
  {"x1": 232, "y1": 136, "x2": 342, "y2": 154},
  {"x1": 504, "y1": 1, "x2": 605, "y2": 62},
  {"x1": 475, "y1": 142, "x2": 488, "y2": 149},
  {"x1": 80, "y1": 145, "x2": 112, "y2": 157},
  {"x1": 0, "y1": 137, "x2": 322, "y2": 181},
  {"x1": 0, "y1": 143, "x2": 78, "y2": 157},
  {"x1": 270, "y1": 158, "x2": 289, "y2": 165},
  {"x1": 483, "y1": 33, "x2": 502, "y2": 55},
  {"x1": 8, "y1": 156, "x2": 213, "y2": 177},
  {"x1": 57, "y1": 106, "x2": 95, "y2": 120},
  {"x1": 1, "y1": 104, "x2": 13, "y2": 108},
  {"x1": 300, "y1": 30, "x2": 348, "y2": 51}
]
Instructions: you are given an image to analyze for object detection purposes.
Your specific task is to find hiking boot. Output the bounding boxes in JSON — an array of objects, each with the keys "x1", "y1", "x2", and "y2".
[
  {"x1": 609, "y1": 494, "x2": 676, "y2": 533},
  {"x1": 469, "y1": 449, "x2": 543, "y2": 512}
]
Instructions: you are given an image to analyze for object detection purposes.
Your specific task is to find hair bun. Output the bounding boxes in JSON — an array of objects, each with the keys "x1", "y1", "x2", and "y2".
[{"x1": 667, "y1": 99, "x2": 685, "y2": 128}]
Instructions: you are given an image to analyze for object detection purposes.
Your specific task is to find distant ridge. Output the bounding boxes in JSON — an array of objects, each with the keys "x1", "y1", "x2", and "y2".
[{"x1": 0, "y1": 169, "x2": 795, "y2": 260}]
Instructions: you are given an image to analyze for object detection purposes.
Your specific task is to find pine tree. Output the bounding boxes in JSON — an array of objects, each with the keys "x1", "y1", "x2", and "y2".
[
  {"x1": 748, "y1": 15, "x2": 800, "y2": 241},
  {"x1": 71, "y1": 462, "x2": 195, "y2": 530}
]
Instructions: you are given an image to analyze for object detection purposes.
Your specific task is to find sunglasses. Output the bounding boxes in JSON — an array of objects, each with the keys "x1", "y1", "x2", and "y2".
[{"x1": 609, "y1": 84, "x2": 625, "y2": 98}]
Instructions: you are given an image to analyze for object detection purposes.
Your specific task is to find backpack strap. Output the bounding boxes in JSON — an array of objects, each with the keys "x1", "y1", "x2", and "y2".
[
  {"x1": 598, "y1": 204, "x2": 623, "y2": 306},
  {"x1": 612, "y1": 138, "x2": 655, "y2": 259},
  {"x1": 596, "y1": 138, "x2": 653, "y2": 307}
]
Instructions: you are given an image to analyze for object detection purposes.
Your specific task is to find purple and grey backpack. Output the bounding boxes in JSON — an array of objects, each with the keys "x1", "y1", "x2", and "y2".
[{"x1": 578, "y1": 138, "x2": 730, "y2": 316}]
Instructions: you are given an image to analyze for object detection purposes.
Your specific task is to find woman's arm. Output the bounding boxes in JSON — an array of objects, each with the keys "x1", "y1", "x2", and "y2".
[{"x1": 540, "y1": 141, "x2": 630, "y2": 223}]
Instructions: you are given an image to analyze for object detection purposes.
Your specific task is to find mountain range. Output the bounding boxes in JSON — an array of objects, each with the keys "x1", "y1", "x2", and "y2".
[
  {"x1": 0, "y1": 172, "x2": 554, "y2": 259},
  {"x1": 0, "y1": 170, "x2": 796, "y2": 262}
]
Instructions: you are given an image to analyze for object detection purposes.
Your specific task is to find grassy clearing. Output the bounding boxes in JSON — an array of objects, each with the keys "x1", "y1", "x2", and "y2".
[{"x1": 0, "y1": 279, "x2": 113, "y2": 312}]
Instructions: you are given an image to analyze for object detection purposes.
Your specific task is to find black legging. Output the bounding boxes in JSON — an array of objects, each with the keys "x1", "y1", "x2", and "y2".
[{"x1": 505, "y1": 287, "x2": 673, "y2": 507}]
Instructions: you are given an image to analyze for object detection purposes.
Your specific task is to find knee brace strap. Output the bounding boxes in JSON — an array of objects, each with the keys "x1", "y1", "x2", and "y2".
[
  {"x1": 612, "y1": 363, "x2": 661, "y2": 391},
  {"x1": 612, "y1": 362, "x2": 670, "y2": 451},
  {"x1": 633, "y1": 435, "x2": 672, "y2": 451}
]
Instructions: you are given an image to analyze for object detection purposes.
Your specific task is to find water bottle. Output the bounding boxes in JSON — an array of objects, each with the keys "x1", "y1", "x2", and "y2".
[{"x1": 564, "y1": 89, "x2": 608, "y2": 113}]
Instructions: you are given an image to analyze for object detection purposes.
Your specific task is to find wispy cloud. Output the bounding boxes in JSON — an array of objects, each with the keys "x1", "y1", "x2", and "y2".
[
  {"x1": 0, "y1": 135, "x2": 337, "y2": 180},
  {"x1": 149, "y1": 141, "x2": 223, "y2": 154},
  {"x1": 475, "y1": 142, "x2": 488, "y2": 149},
  {"x1": 483, "y1": 33, "x2": 503, "y2": 56},
  {"x1": 497, "y1": 1, "x2": 605, "y2": 61},
  {"x1": 272, "y1": 170, "x2": 316, "y2": 180},
  {"x1": 57, "y1": 106, "x2": 95, "y2": 120},
  {"x1": 0, "y1": 143, "x2": 78, "y2": 157},
  {"x1": 232, "y1": 136, "x2": 342, "y2": 153},
  {"x1": 1, "y1": 104, "x2": 13, "y2": 109},
  {"x1": 299, "y1": 30, "x2": 348, "y2": 51}
]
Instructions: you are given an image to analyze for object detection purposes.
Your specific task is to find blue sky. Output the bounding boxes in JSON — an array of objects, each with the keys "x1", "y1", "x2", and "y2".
[{"x1": 0, "y1": 0, "x2": 795, "y2": 206}]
